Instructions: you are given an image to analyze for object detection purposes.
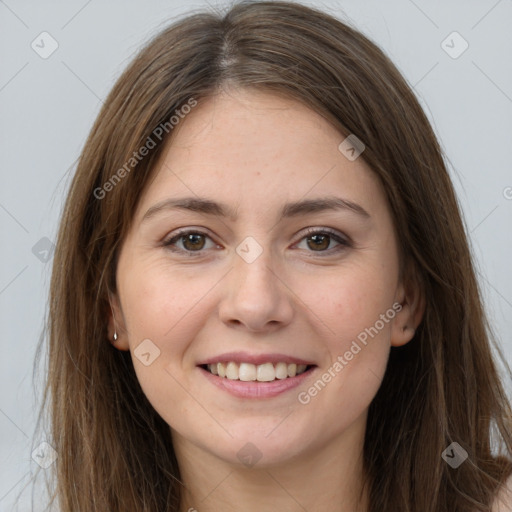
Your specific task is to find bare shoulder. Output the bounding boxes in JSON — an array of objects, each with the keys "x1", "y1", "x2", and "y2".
[{"x1": 492, "y1": 474, "x2": 512, "y2": 512}]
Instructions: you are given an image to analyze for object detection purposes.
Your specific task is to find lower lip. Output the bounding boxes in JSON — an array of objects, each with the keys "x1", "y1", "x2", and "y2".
[{"x1": 198, "y1": 365, "x2": 316, "y2": 398}]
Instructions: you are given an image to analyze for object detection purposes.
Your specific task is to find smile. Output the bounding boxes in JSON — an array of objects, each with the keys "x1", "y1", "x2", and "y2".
[
  {"x1": 198, "y1": 362, "x2": 317, "y2": 399},
  {"x1": 203, "y1": 361, "x2": 311, "y2": 381}
]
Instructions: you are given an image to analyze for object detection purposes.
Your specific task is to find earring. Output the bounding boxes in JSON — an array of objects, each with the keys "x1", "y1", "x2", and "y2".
[{"x1": 108, "y1": 294, "x2": 118, "y2": 342}]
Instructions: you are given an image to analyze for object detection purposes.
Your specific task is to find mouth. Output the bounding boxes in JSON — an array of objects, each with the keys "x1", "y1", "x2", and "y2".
[
  {"x1": 197, "y1": 359, "x2": 318, "y2": 399},
  {"x1": 200, "y1": 361, "x2": 315, "y2": 382}
]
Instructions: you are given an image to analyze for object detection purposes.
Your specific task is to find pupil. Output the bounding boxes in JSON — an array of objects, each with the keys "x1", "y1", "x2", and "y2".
[
  {"x1": 184, "y1": 234, "x2": 204, "y2": 250},
  {"x1": 309, "y1": 234, "x2": 329, "y2": 250}
]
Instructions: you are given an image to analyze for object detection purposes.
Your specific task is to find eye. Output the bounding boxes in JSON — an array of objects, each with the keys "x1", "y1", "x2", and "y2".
[
  {"x1": 162, "y1": 229, "x2": 218, "y2": 254},
  {"x1": 294, "y1": 228, "x2": 351, "y2": 255},
  {"x1": 162, "y1": 227, "x2": 351, "y2": 256}
]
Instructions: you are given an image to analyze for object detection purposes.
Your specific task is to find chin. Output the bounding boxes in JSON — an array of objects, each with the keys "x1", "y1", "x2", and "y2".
[{"x1": 207, "y1": 423, "x2": 314, "y2": 468}]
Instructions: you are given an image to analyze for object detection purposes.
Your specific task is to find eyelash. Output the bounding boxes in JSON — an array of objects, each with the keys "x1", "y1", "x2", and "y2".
[{"x1": 162, "y1": 227, "x2": 351, "y2": 257}]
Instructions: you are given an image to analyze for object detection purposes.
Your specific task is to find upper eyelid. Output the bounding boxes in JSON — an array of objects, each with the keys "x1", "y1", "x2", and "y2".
[{"x1": 163, "y1": 227, "x2": 217, "y2": 244}]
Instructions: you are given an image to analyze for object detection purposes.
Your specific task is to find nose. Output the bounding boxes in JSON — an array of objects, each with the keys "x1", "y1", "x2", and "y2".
[{"x1": 217, "y1": 248, "x2": 294, "y2": 333}]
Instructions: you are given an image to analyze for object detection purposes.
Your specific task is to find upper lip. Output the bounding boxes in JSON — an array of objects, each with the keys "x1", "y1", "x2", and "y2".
[{"x1": 197, "y1": 351, "x2": 316, "y2": 366}]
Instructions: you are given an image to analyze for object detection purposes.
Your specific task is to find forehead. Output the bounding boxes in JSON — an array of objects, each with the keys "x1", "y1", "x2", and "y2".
[{"x1": 134, "y1": 88, "x2": 388, "y2": 223}]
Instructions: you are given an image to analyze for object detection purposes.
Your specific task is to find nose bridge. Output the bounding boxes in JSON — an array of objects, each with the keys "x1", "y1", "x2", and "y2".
[
  {"x1": 218, "y1": 236, "x2": 294, "y2": 331},
  {"x1": 235, "y1": 244, "x2": 278, "y2": 294},
  {"x1": 233, "y1": 239, "x2": 282, "y2": 304}
]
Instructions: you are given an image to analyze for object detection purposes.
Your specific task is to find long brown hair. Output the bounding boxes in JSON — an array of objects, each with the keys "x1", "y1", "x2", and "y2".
[{"x1": 31, "y1": 1, "x2": 512, "y2": 510}]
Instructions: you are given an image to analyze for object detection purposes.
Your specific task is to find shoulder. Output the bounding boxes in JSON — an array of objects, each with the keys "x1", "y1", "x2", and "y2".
[{"x1": 492, "y1": 474, "x2": 512, "y2": 512}]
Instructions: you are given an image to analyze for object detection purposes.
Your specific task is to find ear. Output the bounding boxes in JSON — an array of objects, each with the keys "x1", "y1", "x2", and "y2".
[
  {"x1": 391, "y1": 267, "x2": 425, "y2": 347},
  {"x1": 107, "y1": 291, "x2": 130, "y2": 351}
]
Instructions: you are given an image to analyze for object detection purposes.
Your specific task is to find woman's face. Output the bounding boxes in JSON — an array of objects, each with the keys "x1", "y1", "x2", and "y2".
[{"x1": 112, "y1": 87, "x2": 418, "y2": 467}]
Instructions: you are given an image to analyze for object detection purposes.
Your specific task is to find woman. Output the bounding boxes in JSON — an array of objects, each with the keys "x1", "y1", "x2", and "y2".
[{"x1": 34, "y1": 1, "x2": 512, "y2": 510}]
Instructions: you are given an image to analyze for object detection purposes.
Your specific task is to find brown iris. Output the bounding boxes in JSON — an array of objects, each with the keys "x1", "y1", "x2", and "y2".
[
  {"x1": 182, "y1": 233, "x2": 206, "y2": 251},
  {"x1": 307, "y1": 233, "x2": 330, "y2": 251}
]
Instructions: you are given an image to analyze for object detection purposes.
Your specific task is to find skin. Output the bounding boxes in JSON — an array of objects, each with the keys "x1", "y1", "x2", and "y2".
[{"x1": 109, "y1": 86, "x2": 424, "y2": 512}]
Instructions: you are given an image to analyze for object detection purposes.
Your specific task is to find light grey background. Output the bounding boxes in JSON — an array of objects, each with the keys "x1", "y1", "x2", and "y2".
[{"x1": 1, "y1": 0, "x2": 511, "y2": 509}]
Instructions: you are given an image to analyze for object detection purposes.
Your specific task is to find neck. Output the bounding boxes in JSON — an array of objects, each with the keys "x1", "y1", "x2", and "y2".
[{"x1": 173, "y1": 414, "x2": 369, "y2": 512}]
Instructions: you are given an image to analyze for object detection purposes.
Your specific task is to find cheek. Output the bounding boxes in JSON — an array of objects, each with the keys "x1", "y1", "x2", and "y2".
[
  {"x1": 118, "y1": 267, "x2": 209, "y2": 425},
  {"x1": 309, "y1": 261, "x2": 398, "y2": 343},
  {"x1": 121, "y1": 258, "x2": 212, "y2": 343},
  {"x1": 295, "y1": 280, "x2": 394, "y2": 440},
  {"x1": 298, "y1": 262, "x2": 396, "y2": 401}
]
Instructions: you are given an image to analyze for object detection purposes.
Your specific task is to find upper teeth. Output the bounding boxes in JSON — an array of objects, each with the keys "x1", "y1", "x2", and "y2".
[{"x1": 207, "y1": 362, "x2": 308, "y2": 381}]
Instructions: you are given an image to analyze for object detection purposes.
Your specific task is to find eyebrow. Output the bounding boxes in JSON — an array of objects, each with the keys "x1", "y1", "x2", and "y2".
[{"x1": 141, "y1": 196, "x2": 371, "y2": 223}]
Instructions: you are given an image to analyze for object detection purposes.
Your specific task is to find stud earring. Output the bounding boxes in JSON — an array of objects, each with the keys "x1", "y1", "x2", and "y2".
[{"x1": 108, "y1": 293, "x2": 119, "y2": 343}]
